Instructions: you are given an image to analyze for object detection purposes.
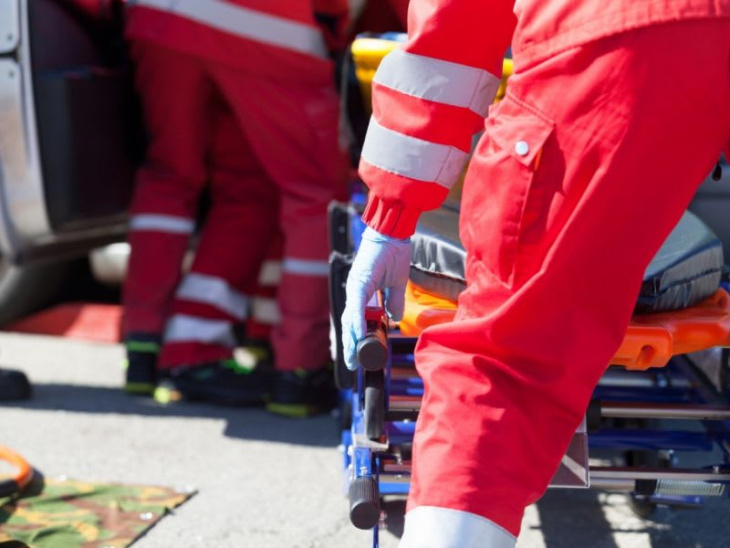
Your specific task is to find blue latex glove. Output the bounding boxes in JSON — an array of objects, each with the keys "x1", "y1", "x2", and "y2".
[{"x1": 342, "y1": 227, "x2": 411, "y2": 370}]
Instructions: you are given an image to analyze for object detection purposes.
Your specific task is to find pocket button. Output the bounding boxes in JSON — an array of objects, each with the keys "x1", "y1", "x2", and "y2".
[{"x1": 514, "y1": 140, "x2": 530, "y2": 156}]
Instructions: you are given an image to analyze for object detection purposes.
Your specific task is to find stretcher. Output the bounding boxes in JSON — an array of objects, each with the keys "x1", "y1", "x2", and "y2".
[{"x1": 330, "y1": 33, "x2": 730, "y2": 546}]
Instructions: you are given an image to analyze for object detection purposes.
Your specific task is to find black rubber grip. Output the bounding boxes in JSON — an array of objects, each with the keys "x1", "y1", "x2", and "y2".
[
  {"x1": 356, "y1": 334, "x2": 387, "y2": 371},
  {"x1": 349, "y1": 476, "x2": 380, "y2": 530}
]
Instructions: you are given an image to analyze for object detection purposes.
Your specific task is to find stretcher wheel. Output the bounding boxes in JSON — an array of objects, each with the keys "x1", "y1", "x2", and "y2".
[
  {"x1": 628, "y1": 494, "x2": 657, "y2": 519},
  {"x1": 349, "y1": 476, "x2": 380, "y2": 530},
  {"x1": 364, "y1": 370, "x2": 385, "y2": 441}
]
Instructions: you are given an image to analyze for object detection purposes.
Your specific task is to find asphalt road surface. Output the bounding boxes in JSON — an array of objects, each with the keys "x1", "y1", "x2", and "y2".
[{"x1": 0, "y1": 332, "x2": 728, "y2": 547}]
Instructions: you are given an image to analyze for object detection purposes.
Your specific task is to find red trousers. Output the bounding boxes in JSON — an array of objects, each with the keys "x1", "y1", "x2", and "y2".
[
  {"x1": 408, "y1": 20, "x2": 730, "y2": 539},
  {"x1": 123, "y1": 42, "x2": 347, "y2": 371}
]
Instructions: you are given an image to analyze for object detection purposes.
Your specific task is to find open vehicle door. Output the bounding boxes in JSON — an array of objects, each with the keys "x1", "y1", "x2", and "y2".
[
  {"x1": 0, "y1": 0, "x2": 139, "y2": 321},
  {"x1": 0, "y1": 0, "x2": 137, "y2": 264}
]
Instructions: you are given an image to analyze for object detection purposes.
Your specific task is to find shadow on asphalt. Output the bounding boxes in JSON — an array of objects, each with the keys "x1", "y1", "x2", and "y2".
[
  {"x1": 0, "y1": 383, "x2": 341, "y2": 448},
  {"x1": 379, "y1": 489, "x2": 725, "y2": 548}
]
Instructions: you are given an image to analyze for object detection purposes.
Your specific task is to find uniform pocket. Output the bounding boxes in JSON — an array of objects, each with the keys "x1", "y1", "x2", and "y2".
[{"x1": 460, "y1": 93, "x2": 554, "y2": 289}]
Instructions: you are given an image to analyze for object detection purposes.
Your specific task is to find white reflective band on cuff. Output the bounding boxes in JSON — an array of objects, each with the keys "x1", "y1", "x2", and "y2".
[
  {"x1": 374, "y1": 49, "x2": 499, "y2": 118},
  {"x1": 399, "y1": 507, "x2": 516, "y2": 548},
  {"x1": 282, "y1": 258, "x2": 329, "y2": 277},
  {"x1": 129, "y1": 214, "x2": 195, "y2": 234},
  {"x1": 131, "y1": 0, "x2": 327, "y2": 58},
  {"x1": 361, "y1": 119, "x2": 469, "y2": 189},
  {"x1": 176, "y1": 273, "x2": 249, "y2": 320},
  {"x1": 252, "y1": 297, "x2": 281, "y2": 325},
  {"x1": 163, "y1": 314, "x2": 237, "y2": 348},
  {"x1": 258, "y1": 260, "x2": 282, "y2": 287}
]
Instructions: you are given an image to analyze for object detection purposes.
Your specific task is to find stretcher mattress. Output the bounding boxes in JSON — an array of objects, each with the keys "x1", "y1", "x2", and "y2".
[{"x1": 411, "y1": 206, "x2": 725, "y2": 313}]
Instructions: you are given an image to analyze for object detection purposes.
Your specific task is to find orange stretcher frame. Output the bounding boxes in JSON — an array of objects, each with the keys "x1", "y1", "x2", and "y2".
[{"x1": 400, "y1": 282, "x2": 730, "y2": 371}]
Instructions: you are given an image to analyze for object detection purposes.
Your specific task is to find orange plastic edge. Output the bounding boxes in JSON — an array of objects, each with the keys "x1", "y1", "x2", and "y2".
[{"x1": 401, "y1": 283, "x2": 730, "y2": 371}]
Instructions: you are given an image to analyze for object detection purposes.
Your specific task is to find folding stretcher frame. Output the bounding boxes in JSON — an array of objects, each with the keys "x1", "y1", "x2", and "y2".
[{"x1": 329, "y1": 202, "x2": 730, "y2": 547}]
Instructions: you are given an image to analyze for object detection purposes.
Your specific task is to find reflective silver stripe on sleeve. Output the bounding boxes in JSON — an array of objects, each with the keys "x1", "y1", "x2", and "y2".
[
  {"x1": 374, "y1": 49, "x2": 500, "y2": 118},
  {"x1": 132, "y1": 0, "x2": 327, "y2": 59},
  {"x1": 129, "y1": 214, "x2": 195, "y2": 234},
  {"x1": 163, "y1": 314, "x2": 237, "y2": 347},
  {"x1": 176, "y1": 273, "x2": 249, "y2": 320},
  {"x1": 400, "y1": 507, "x2": 516, "y2": 548},
  {"x1": 361, "y1": 118, "x2": 469, "y2": 189},
  {"x1": 282, "y1": 258, "x2": 329, "y2": 277}
]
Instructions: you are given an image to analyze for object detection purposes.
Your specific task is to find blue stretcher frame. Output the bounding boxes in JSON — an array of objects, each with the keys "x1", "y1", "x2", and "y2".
[{"x1": 330, "y1": 197, "x2": 730, "y2": 548}]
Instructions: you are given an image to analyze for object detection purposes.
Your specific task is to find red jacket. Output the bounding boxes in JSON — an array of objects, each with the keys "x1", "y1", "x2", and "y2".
[
  {"x1": 359, "y1": 0, "x2": 730, "y2": 238},
  {"x1": 125, "y1": 0, "x2": 348, "y2": 83}
]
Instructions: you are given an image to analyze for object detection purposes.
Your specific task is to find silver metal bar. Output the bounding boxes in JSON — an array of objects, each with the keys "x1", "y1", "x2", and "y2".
[
  {"x1": 589, "y1": 478, "x2": 635, "y2": 492},
  {"x1": 590, "y1": 467, "x2": 730, "y2": 483},
  {"x1": 600, "y1": 402, "x2": 730, "y2": 421},
  {"x1": 389, "y1": 395, "x2": 422, "y2": 412},
  {"x1": 380, "y1": 461, "x2": 730, "y2": 482},
  {"x1": 599, "y1": 368, "x2": 690, "y2": 389},
  {"x1": 382, "y1": 462, "x2": 411, "y2": 474},
  {"x1": 389, "y1": 367, "x2": 419, "y2": 380}
]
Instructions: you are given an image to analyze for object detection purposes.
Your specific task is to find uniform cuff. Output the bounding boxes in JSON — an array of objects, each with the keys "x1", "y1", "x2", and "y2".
[{"x1": 362, "y1": 195, "x2": 421, "y2": 239}]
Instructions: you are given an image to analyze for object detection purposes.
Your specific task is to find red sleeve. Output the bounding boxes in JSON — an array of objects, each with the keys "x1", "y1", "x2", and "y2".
[{"x1": 358, "y1": 0, "x2": 516, "y2": 238}]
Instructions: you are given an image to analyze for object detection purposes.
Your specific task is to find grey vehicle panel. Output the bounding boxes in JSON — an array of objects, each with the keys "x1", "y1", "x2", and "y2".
[{"x1": 0, "y1": 1, "x2": 20, "y2": 55}]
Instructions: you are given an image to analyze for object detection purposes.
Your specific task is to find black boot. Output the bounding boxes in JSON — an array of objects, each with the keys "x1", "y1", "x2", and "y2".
[
  {"x1": 267, "y1": 367, "x2": 337, "y2": 418},
  {"x1": 124, "y1": 333, "x2": 160, "y2": 396},
  {"x1": 169, "y1": 359, "x2": 274, "y2": 406}
]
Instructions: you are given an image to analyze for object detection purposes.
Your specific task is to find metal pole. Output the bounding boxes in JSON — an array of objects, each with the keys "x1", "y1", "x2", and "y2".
[{"x1": 599, "y1": 402, "x2": 730, "y2": 421}]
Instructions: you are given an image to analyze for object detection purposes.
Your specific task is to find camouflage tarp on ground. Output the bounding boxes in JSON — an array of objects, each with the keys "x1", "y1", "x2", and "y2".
[{"x1": 0, "y1": 477, "x2": 195, "y2": 548}]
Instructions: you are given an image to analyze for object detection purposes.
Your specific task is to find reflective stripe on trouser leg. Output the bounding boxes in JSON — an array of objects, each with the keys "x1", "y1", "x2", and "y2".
[
  {"x1": 129, "y1": 214, "x2": 195, "y2": 234},
  {"x1": 159, "y1": 314, "x2": 238, "y2": 368},
  {"x1": 175, "y1": 272, "x2": 249, "y2": 321},
  {"x1": 399, "y1": 507, "x2": 515, "y2": 548},
  {"x1": 408, "y1": 22, "x2": 730, "y2": 535}
]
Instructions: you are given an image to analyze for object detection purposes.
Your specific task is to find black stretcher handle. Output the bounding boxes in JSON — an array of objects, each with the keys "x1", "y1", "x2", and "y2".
[
  {"x1": 356, "y1": 331, "x2": 387, "y2": 371},
  {"x1": 349, "y1": 476, "x2": 380, "y2": 530}
]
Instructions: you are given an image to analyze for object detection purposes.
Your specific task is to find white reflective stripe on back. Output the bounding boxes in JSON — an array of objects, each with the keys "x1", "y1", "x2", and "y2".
[
  {"x1": 374, "y1": 49, "x2": 500, "y2": 118},
  {"x1": 129, "y1": 214, "x2": 195, "y2": 234},
  {"x1": 252, "y1": 297, "x2": 281, "y2": 325},
  {"x1": 282, "y1": 258, "x2": 329, "y2": 277},
  {"x1": 176, "y1": 273, "x2": 249, "y2": 320},
  {"x1": 163, "y1": 314, "x2": 237, "y2": 347},
  {"x1": 132, "y1": 0, "x2": 327, "y2": 59},
  {"x1": 399, "y1": 506, "x2": 516, "y2": 548},
  {"x1": 361, "y1": 118, "x2": 469, "y2": 189}
]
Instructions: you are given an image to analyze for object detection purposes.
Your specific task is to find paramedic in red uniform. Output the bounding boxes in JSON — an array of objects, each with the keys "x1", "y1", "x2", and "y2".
[
  {"x1": 122, "y1": 0, "x2": 349, "y2": 416},
  {"x1": 342, "y1": 0, "x2": 730, "y2": 544}
]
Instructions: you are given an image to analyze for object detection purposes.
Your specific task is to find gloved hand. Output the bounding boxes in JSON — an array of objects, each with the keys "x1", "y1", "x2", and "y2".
[{"x1": 342, "y1": 227, "x2": 411, "y2": 370}]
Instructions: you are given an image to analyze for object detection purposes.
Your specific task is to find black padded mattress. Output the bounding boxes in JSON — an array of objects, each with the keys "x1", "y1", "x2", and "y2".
[{"x1": 410, "y1": 206, "x2": 724, "y2": 314}]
